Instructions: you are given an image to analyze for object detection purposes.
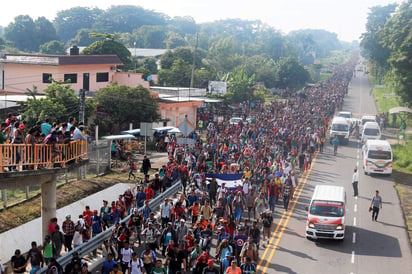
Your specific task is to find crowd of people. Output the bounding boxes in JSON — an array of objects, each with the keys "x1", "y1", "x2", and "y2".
[
  {"x1": 7, "y1": 56, "x2": 356, "y2": 274},
  {"x1": 0, "y1": 115, "x2": 88, "y2": 171}
]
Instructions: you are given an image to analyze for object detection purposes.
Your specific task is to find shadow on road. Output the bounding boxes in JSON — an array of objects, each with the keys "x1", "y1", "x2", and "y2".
[
  {"x1": 264, "y1": 262, "x2": 299, "y2": 274},
  {"x1": 312, "y1": 226, "x2": 402, "y2": 258}
]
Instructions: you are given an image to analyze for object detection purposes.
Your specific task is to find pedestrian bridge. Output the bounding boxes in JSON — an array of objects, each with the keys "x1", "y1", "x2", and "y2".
[
  {"x1": 0, "y1": 140, "x2": 88, "y2": 239},
  {"x1": 0, "y1": 140, "x2": 87, "y2": 173}
]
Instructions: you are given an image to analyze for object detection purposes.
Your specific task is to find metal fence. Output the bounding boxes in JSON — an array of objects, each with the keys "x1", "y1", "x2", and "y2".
[
  {"x1": 86, "y1": 140, "x2": 111, "y2": 176},
  {"x1": 38, "y1": 179, "x2": 182, "y2": 273}
]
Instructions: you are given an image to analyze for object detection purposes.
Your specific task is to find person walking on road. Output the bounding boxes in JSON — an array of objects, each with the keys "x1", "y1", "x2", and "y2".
[
  {"x1": 370, "y1": 190, "x2": 383, "y2": 221},
  {"x1": 352, "y1": 168, "x2": 359, "y2": 197},
  {"x1": 142, "y1": 155, "x2": 151, "y2": 176}
]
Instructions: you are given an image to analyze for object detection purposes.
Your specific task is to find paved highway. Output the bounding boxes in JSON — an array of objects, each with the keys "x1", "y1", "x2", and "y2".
[{"x1": 256, "y1": 66, "x2": 412, "y2": 273}]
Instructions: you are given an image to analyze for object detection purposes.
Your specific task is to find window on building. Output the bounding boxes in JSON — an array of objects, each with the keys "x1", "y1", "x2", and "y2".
[
  {"x1": 64, "y1": 73, "x2": 77, "y2": 83},
  {"x1": 42, "y1": 73, "x2": 52, "y2": 83},
  {"x1": 96, "y1": 72, "x2": 109, "y2": 82}
]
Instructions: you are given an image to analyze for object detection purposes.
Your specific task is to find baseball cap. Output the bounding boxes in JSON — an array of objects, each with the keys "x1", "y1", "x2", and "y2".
[
  {"x1": 19, "y1": 124, "x2": 25, "y2": 130},
  {"x1": 208, "y1": 259, "x2": 214, "y2": 265},
  {"x1": 225, "y1": 251, "x2": 231, "y2": 256},
  {"x1": 65, "y1": 214, "x2": 71, "y2": 219}
]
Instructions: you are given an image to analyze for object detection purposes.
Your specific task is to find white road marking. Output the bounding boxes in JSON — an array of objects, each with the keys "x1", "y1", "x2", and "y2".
[
  {"x1": 357, "y1": 154, "x2": 359, "y2": 159},
  {"x1": 353, "y1": 232, "x2": 356, "y2": 244},
  {"x1": 353, "y1": 217, "x2": 357, "y2": 226},
  {"x1": 355, "y1": 196, "x2": 358, "y2": 200},
  {"x1": 351, "y1": 251, "x2": 355, "y2": 263},
  {"x1": 356, "y1": 160, "x2": 359, "y2": 167},
  {"x1": 354, "y1": 204, "x2": 357, "y2": 212}
]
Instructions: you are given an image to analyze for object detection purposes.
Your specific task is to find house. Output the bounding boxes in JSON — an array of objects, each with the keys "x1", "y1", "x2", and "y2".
[
  {"x1": 0, "y1": 52, "x2": 216, "y2": 131},
  {"x1": 0, "y1": 52, "x2": 149, "y2": 95}
]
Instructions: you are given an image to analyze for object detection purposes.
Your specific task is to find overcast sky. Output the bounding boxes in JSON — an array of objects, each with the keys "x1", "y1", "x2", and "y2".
[{"x1": 0, "y1": 0, "x2": 404, "y2": 42}]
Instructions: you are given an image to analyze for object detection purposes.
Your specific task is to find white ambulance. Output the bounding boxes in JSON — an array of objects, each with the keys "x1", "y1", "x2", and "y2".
[{"x1": 306, "y1": 185, "x2": 346, "y2": 241}]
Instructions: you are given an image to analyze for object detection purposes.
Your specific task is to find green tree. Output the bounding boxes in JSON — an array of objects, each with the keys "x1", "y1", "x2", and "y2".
[
  {"x1": 224, "y1": 67, "x2": 256, "y2": 103},
  {"x1": 4, "y1": 15, "x2": 37, "y2": 52},
  {"x1": 95, "y1": 84, "x2": 159, "y2": 134},
  {"x1": 82, "y1": 33, "x2": 133, "y2": 70},
  {"x1": 22, "y1": 82, "x2": 80, "y2": 126},
  {"x1": 54, "y1": 7, "x2": 103, "y2": 43},
  {"x1": 360, "y1": 4, "x2": 397, "y2": 83},
  {"x1": 34, "y1": 17, "x2": 58, "y2": 47},
  {"x1": 158, "y1": 58, "x2": 192, "y2": 87},
  {"x1": 133, "y1": 25, "x2": 166, "y2": 48},
  {"x1": 275, "y1": 57, "x2": 309, "y2": 89},
  {"x1": 207, "y1": 36, "x2": 244, "y2": 72},
  {"x1": 93, "y1": 5, "x2": 166, "y2": 34},
  {"x1": 379, "y1": 0, "x2": 412, "y2": 101},
  {"x1": 143, "y1": 57, "x2": 158, "y2": 74},
  {"x1": 68, "y1": 28, "x2": 100, "y2": 47},
  {"x1": 39, "y1": 40, "x2": 66, "y2": 54},
  {"x1": 165, "y1": 32, "x2": 187, "y2": 49},
  {"x1": 167, "y1": 16, "x2": 197, "y2": 36}
]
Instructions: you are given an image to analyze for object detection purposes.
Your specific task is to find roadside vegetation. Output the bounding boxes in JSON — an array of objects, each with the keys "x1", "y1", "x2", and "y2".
[{"x1": 371, "y1": 75, "x2": 412, "y2": 243}]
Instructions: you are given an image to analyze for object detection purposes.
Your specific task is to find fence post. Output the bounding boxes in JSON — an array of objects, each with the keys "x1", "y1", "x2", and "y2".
[{"x1": 26, "y1": 186, "x2": 29, "y2": 199}]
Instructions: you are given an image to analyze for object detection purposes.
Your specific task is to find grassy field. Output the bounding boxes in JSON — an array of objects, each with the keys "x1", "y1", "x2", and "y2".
[{"x1": 371, "y1": 75, "x2": 412, "y2": 243}]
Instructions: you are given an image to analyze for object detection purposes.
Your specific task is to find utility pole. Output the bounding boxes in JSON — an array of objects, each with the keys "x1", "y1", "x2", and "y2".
[
  {"x1": 79, "y1": 89, "x2": 85, "y2": 123},
  {"x1": 190, "y1": 32, "x2": 199, "y2": 92}
]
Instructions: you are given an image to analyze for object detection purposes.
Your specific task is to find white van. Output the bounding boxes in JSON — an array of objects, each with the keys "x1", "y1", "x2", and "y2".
[
  {"x1": 338, "y1": 111, "x2": 352, "y2": 121},
  {"x1": 361, "y1": 121, "x2": 381, "y2": 143},
  {"x1": 329, "y1": 116, "x2": 350, "y2": 144},
  {"x1": 362, "y1": 139, "x2": 393, "y2": 175},
  {"x1": 361, "y1": 115, "x2": 376, "y2": 126},
  {"x1": 306, "y1": 185, "x2": 346, "y2": 240}
]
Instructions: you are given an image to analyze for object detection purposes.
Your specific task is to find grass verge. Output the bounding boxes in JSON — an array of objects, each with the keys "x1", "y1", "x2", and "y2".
[{"x1": 371, "y1": 74, "x2": 412, "y2": 244}]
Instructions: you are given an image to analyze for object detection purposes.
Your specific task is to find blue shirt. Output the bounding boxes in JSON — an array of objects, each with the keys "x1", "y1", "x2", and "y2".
[
  {"x1": 41, "y1": 122, "x2": 52, "y2": 136},
  {"x1": 136, "y1": 192, "x2": 146, "y2": 207},
  {"x1": 91, "y1": 216, "x2": 102, "y2": 234},
  {"x1": 102, "y1": 260, "x2": 116, "y2": 274},
  {"x1": 187, "y1": 194, "x2": 198, "y2": 206}
]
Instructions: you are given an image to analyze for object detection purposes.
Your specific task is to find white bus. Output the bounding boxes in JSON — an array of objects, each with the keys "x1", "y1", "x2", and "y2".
[{"x1": 362, "y1": 139, "x2": 393, "y2": 175}]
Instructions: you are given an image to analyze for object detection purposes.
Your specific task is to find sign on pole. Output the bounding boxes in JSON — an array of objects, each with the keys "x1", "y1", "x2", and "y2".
[
  {"x1": 140, "y1": 122, "x2": 153, "y2": 137},
  {"x1": 140, "y1": 122, "x2": 153, "y2": 155}
]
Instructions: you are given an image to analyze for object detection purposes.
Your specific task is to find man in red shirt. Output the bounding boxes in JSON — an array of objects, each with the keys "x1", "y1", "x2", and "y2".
[
  {"x1": 82, "y1": 205, "x2": 93, "y2": 228},
  {"x1": 145, "y1": 184, "x2": 154, "y2": 200}
]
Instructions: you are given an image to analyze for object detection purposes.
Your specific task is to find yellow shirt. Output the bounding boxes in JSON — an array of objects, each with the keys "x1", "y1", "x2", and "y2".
[{"x1": 244, "y1": 170, "x2": 252, "y2": 179}]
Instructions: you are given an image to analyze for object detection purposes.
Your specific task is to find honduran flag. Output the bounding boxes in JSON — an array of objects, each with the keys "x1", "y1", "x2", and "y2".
[{"x1": 205, "y1": 173, "x2": 244, "y2": 190}]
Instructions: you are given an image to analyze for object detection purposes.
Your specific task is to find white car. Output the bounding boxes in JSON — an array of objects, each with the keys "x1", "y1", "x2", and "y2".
[
  {"x1": 338, "y1": 111, "x2": 352, "y2": 121},
  {"x1": 229, "y1": 117, "x2": 243, "y2": 125}
]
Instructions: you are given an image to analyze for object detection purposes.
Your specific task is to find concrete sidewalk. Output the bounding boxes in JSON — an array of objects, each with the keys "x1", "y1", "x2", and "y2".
[{"x1": 0, "y1": 183, "x2": 134, "y2": 264}]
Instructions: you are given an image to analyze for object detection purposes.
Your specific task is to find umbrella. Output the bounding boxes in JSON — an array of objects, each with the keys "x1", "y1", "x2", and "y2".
[
  {"x1": 389, "y1": 106, "x2": 412, "y2": 114},
  {"x1": 168, "y1": 127, "x2": 181, "y2": 134}
]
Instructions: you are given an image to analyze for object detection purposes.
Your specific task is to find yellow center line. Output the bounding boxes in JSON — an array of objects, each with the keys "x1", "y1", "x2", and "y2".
[{"x1": 256, "y1": 152, "x2": 319, "y2": 273}]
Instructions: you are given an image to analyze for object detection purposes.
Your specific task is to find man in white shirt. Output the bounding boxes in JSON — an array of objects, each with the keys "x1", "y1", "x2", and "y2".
[
  {"x1": 129, "y1": 253, "x2": 144, "y2": 274},
  {"x1": 160, "y1": 199, "x2": 172, "y2": 228},
  {"x1": 120, "y1": 242, "x2": 134, "y2": 274},
  {"x1": 216, "y1": 182, "x2": 227, "y2": 202},
  {"x1": 352, "y1": 168, "x2": 359, "y2": 197}
]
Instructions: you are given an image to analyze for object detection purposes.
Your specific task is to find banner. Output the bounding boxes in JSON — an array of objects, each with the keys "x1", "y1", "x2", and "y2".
[{"x1": 205, "y1": 173, "x2": 243, "y2": 189}]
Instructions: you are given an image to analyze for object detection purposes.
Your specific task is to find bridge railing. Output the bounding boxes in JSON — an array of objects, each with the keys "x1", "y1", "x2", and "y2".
[
  {"x1": 0, "y1": 140, "x2": 88, "y2": 172},
  {"x1": 37, "y1": 179, "x2": 182, "y2": 273}
]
